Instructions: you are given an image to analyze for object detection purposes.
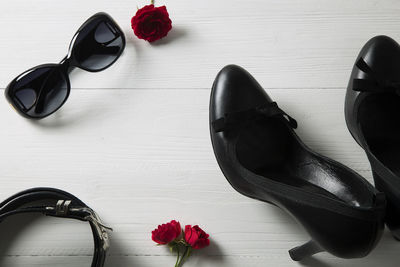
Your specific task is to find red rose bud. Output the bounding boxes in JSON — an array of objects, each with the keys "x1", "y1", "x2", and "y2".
[
  {"x1": 152, "y1": 220, "x2": 181, "y2": 245},
  {"x1": 184, "y1": 225, "x2": 210, "y2": 249},
  {"x1": 131, "y1": 4, "x2": 172, "y2": 42}
]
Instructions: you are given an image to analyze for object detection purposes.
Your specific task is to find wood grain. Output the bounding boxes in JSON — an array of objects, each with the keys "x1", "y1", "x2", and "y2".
[
  {"x1": 0, "y1": 89, "x2": 396, "y2": 267},
  {"x1": 0, "y1": 0, "x2": 400, "y2": 89},
  {"x1": 0, "y1": 0, "x2": 399, "y2": 266}
]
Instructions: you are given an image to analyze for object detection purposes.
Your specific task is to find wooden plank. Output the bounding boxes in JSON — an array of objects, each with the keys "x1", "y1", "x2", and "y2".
[
  {"x1": 0, "y1": 88, "x2": 394, "y2": 267},
  {"x1": 2, "y1": 236, "x2": 400, "y2": 267},
  {"x1": 2, "y1": 0, "x2": 400, "y2": 265},
  {"x1": 0, "y1": 0, "x2": 400, "y2": 89}
]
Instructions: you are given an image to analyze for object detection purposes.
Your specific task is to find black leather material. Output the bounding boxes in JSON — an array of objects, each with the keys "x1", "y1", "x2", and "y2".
[
  {"x1": 345, "y1": 35, "x2": 400, "y2": 240},
  {"x1": 210, "y1": 65, "x2": 386, "y2": 261},
  {"x1": 0, "y1": 188, "x2": 110, "y2": 267}
]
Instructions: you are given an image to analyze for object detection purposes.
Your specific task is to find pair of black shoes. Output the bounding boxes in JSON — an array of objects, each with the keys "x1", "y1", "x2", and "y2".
[{"x1": 209, "y1": 36, "x2": 400, "y2": 261}]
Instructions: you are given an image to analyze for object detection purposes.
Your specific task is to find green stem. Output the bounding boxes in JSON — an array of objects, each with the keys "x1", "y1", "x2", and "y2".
[
  {"x1": 176, "y1": 246, "x2": 190, "y2": 267},
  {"x1": 150, "y1": 0, "x2": 154, "y2": 5},
  {"x1": 174, "y1": 248, "x2": 180, "y2": 267}
]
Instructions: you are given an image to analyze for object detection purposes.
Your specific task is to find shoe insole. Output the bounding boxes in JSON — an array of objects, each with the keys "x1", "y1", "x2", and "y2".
[
  {"x1": 236, "y1": 119, "x2": 365, "y2": 205},
  {"x1": 255, "y1": 168, "x2": 343, "y2": 201}
]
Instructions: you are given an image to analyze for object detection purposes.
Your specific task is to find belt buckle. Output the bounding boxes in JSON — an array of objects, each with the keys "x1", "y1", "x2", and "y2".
[{"x1": 48, "y1": 200, "x2": 113, "y2": 251}]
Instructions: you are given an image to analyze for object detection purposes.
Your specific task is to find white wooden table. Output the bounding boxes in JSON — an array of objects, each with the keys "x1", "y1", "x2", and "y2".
[{"x1": 1, "y1": 0, "x2": 400, "y2": 266}]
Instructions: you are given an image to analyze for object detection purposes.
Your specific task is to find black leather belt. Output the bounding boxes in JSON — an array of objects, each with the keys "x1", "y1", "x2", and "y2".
[{"x1": 0, "y1": 188, "x2": 111, "y2": 267}]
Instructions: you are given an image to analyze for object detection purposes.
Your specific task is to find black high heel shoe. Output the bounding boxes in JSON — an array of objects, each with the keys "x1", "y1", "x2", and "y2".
[
  {"x1": 210, "y1": 65, "x2": 385, "y2": 261},
  {"x1": 345, "y1": 35, "x2": 400, "y2": 240}
]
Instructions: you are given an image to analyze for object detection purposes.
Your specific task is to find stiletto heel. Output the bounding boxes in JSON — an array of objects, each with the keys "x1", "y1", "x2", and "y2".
[
  {"x1": 289, "y1": 240, "x2": 324, "y2": 261},
  {"x1": 210, "y1": 65, "x2": 385, "y2": 260}
]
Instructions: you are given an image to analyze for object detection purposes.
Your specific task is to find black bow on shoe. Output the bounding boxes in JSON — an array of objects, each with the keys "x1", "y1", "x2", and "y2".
[
  {"x1": 353, "y1": 58, "x2": 400, "y2": 95},
  {"x1": 212, "y1": 102, "x2": 297, "y2": 133}
]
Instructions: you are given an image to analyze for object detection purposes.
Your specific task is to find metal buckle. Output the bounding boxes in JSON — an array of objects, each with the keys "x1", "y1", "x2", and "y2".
[
  {"x1": 76, "y1": 207, "x2": 113, "y2": 251},
  {"x1": 55, "y1": 200, "x2": 71, "y2": 215},
  {"x1": 47, "y1": 200, "x2": 112, "y2": 251}
]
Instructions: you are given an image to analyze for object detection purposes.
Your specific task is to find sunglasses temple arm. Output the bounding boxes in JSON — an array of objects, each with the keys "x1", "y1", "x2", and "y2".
[
  {"x1": 101, "y1": 34, "x2": 121, "y2": 46},
  {"x1": 34, "y1": 68, "x2": 59, "y2": 114},
  {"x1": 34, "y1": 61, "x2": 73, "y2": 114}
]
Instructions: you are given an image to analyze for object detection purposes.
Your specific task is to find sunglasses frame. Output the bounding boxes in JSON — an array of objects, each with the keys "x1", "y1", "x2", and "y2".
[{"x1": 5, "y1": 12, "x2": 126, "y2": 119}]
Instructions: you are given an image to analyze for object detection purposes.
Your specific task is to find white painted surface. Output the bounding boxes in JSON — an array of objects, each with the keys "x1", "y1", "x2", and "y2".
[{"x1": 0, "y1": 0, "x2": 399, "y2": 266}]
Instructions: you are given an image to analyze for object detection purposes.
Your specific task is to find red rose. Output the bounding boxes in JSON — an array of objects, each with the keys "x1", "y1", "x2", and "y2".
[
  {"x1": 131, "y1": 4, "x2": 172, "y2": 42},
  {"x1": 184, "y1": 225, "x2": 210, "y2": 249},
  {"x1": 152, "y1": 220, "x2": 181, "y2": 245}
]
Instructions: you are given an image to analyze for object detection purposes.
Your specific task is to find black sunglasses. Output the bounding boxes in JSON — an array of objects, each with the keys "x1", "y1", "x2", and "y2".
[{"x1": 5, "y1": 12, "x2": 126, "y2": 119}]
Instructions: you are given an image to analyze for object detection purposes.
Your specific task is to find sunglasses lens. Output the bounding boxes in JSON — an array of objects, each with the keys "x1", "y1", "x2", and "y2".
[
  {"x1": 72, "y1": 16, "x2": 124, "y2": 71},
  {"x1": 7, "y1": 66, "x2": 69, "y2": 118},
  {"x1": 14, "y1": 88, "x2": 37, "y2": 111}
]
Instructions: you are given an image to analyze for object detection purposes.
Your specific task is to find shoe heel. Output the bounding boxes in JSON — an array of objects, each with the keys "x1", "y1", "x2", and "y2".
[{"x1": 288, "y1": 240, "x2": 324, "y2": 261}]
